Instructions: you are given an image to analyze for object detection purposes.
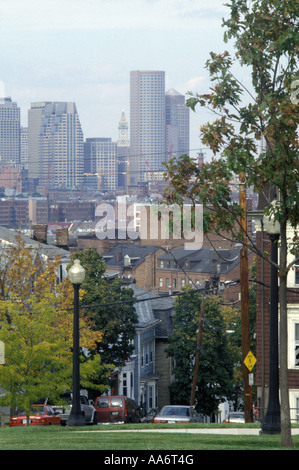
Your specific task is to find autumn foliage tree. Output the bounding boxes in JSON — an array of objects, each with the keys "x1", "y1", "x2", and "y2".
[{"x1": 0, "y1": 237, "x2": 111, "y2": 416}]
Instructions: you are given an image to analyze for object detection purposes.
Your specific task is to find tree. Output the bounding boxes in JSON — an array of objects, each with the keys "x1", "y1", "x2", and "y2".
[
  {"x1": 167, "y1": 287, "x2": 234, "y2": 419},
  {"x1": 164, "y1": 0, "x2": 298, "y2": 447},
  {"x1": 70, "y1": 249, "x2": 138, "y2": 387},
  {"x1": 0, "y1": 244, "x2": 109, "y2": 419}
]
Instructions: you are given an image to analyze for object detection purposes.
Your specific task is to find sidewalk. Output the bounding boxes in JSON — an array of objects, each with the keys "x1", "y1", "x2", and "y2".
[{"x1": 79, "y1": 427, "x2": 299, "y2": 435}]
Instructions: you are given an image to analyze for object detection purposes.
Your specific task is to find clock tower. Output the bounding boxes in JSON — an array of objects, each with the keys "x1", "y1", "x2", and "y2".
[
  {"x1": 117, "y1": 110, "x2": 130, "y2": 191},
  {"x1": 118, "y1": 109, "x2": 129, "y2": 146}
]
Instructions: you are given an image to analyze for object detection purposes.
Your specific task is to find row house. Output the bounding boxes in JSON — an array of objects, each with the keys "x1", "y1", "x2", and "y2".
[
  {"x1": 102, "y1": 243, "x2": 164, "y2": 290},
  {"x1": 156, "y1": 246, "x2": 250, "y2": 302},
  {"x1": 116, "y1": 285, "x2": 161, "y2": 414}
]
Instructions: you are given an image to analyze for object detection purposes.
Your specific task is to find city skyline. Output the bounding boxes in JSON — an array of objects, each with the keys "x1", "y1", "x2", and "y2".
[{"x1": 0, "y1": 0, "x2": 237, "y2": 161}]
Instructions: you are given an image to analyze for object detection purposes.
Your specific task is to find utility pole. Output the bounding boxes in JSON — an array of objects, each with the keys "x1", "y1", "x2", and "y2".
[
  {"x1": 239, "y1": 174, "x2": 253, "y2": 423},
  {"x1": 190, "y1": 296, "x2": 205, "y2": 406}
]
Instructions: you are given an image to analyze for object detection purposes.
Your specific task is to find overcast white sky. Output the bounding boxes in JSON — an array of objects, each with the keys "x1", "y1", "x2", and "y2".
[{"x1": 0, "y1": 0, "x2": 239, "y2": 158}]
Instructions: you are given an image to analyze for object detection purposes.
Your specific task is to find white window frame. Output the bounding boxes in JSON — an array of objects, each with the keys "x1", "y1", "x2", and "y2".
[
  {"x1": 287, "y1": 306, "x2": 299, "y2": 369},
  {"x1": 288, "y1": 390, "x2": 299, "y2": 423}
]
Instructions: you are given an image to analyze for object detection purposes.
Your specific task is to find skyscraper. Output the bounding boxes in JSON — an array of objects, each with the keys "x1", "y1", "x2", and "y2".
[
  {"x1": 0, "y1": 97, "x2": 20, "y2": 167},
  {"x1": 28, "y1": 102, "x2": 84, "y2": 191},
  {"x1": 130, "y1": 71, "x2": 166, "y2": 185},
  {"x1": 28, "y1": 102, "x2": 51, "y2": 180},
  {"x1": 85, "y1": 138, "x2": 117, "y2": 192},
  {"x1": 165, "y1": 89, "x2": 190, "y2": 159}
]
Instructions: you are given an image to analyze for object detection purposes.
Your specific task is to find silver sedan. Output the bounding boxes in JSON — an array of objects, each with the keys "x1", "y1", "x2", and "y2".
[{"x1": 152, "y1": 405, "x2": 202, "y2": 424}]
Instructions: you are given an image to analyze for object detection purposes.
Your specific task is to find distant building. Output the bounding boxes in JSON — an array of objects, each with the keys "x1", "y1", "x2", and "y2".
[
  {"x1": 0, "y1": 97, "x2": 20, "y2": 167},
  {"x1": 0, "y1": 165, "x2": 22, "y2": 194},
  {"x1": 21, "y1": 126, "x2": 28, "y2": 170},
  {"x1": 130, "y1": 71, "x2": 166, "y2": 185},
  {"x1": 28, "y1": 102, "x2": 84, "y2": 191},
  {"x1": 102, "y1": 243, "x2": 163, "y2": 291},
  {"x1": 0, "y1": 198, "x2": 28, "y2": 228},
  {"x1": 156, "y1": 247, "x2": 244, "y2": 301},
  {"x1": 165, "y1": 88, "x2": 189, "y2": 159},
  {"x1": 28, "y1": 197, "x2": 49, "y2": 224},
  {"x1": 84, "y1": 138, "x2": 117, "y2": 192},
  {"x1": 117, "y1": 110, "x2": 130, "y2": 191}
]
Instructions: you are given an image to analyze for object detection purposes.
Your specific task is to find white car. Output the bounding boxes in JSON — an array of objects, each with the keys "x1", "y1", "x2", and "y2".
[
  {"x1": 51, "y1": 394, "x2": 97, "y2": 426},
  {"x1": 224, "y1": 412, "x2": 245, "y2": 423},
  {"x1": 152, "y1": 405, "x2": 202, "y2": 424}
]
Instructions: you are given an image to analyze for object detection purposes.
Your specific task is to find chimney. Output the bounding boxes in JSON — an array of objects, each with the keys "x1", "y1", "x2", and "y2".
[
  {"x1": 56, "y1": 228, "x2": 69, "y2": 251},
  {"x1": 32, "y1": 224, "x2": 48, "y2": 244}
]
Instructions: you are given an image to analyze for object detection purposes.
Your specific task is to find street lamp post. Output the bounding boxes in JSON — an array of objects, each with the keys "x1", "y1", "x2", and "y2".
[
  {"x1": 67, "y1": 259, "x2": 86, "y2": 427},
  {"x1": 260, "y1": 211, "x2": 281, "y2": 434}
]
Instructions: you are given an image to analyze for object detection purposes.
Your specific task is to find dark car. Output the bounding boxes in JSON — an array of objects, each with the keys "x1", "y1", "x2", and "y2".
[
  {"x1": 152, "y1": 405, "x2": 202, "y2": 424},
  {"x1": 94, "y1": 395, "x2": 141, "y2": 424}
]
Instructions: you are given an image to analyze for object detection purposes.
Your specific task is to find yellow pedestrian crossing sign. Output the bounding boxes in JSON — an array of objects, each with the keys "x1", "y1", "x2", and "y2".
[{"x1": 244, "y1": 351, "x2": 256, "y2": 371}]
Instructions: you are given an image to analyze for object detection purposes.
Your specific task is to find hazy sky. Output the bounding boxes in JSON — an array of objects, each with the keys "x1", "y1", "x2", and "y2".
[{"x1": 0, "y1": 0, "x2": 237, "y2": 159}]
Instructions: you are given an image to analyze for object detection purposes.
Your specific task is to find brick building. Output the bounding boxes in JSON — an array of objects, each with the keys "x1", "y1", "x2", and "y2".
[
  {"x1": 156, "y1": 246, "x2": 250, "y2": 302},
  {"x1": 102, "y1": 243, "x2": 164, "y2": 291}
]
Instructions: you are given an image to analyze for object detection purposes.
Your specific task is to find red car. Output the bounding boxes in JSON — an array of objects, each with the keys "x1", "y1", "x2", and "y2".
[{"x1": 10, "y1": 404, "x2": 61, "y2": 426}]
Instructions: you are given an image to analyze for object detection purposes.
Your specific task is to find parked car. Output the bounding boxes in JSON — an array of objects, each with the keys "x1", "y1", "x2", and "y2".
[
  {"x1": 223, "y1": 412, "x2": 245, "y2": 423},
  {"x1": 152, "y1": 405, "x2": 202, "y2": 424},
  {"x1": 10, "y1": 404, "x2": 61, "y2": 426},
  {"x1": 94, "y1": 395, "x2": 141, "y2": 424},
  {"x1": 50, "y1": 393, "x2": 97, "y2": 426}
]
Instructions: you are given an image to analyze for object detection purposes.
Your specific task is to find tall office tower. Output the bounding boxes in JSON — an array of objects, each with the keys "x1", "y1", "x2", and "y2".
[
  {"x1": 28, "y1": 102, "x2": 51, "y2": 180},
  {"x1": 117, "y1": 110, "x2": 130, "y2": 191},
  {"x1": 165, "y1": 89, "x2": 190, "y2": 160},
  {"x1": 85, "y1": 138, "x2": 117, "y2": 192},
  {"x1": 21, "y1": 127, "x2": 28, "y2": 169},
  {"x1": 0, "y1": 97, "x2": 20, "y2": 167},
  {"x1": 28, "y1": 102, "x2": 84, "y2": 190},
  {"x1": 130, "y1": 71, "x2": 166, "y2": 185}
]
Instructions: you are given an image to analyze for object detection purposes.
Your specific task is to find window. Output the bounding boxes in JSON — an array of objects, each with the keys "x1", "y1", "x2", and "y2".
[
  {"x1": 150, "y1": 341, "x2": 154, "y2": 363},
  {"x1": 159, "y1": 277, "x2": 163, "y2": 287},
  {"x1": 130, "y1": 372, "x2": 134, "y2": 398},
  {"x1": 141, "y1": 345, "x2": 145, "y2": 367},
  {"x1": 122, "y1": 372, "x2": 127, "y2": 396},
  {"x1": 96, "y1": 397, "x2": 109, "y2": 408},
  {"x1": 148, "y1": 385, "x2": 154, "y2": 409},
  {"x1": 111, "y1": 397, "x2": 123, "y2": 407}
]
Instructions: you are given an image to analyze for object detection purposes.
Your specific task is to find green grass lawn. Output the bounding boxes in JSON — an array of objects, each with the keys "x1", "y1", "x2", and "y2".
[{"x1": 1, "y1": 423, "x2": 299, "y2": 451}]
